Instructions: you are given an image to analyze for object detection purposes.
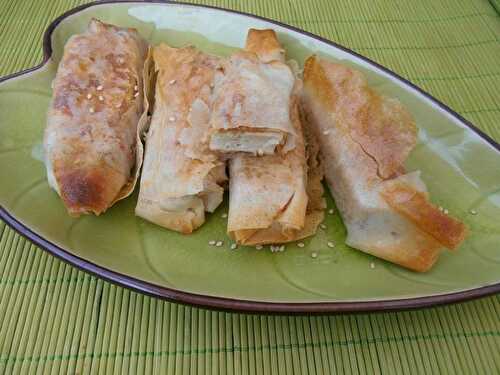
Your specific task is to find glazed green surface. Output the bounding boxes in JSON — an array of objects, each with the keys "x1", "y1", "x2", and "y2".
[{"x1": 1, "y1": 2, "x2": 499, "y2": 304}]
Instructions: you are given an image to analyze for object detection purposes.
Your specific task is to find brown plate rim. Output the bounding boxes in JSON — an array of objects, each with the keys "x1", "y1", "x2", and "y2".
[{"x1": 0, "y1": 0, "x2": 499, "y2": 314}]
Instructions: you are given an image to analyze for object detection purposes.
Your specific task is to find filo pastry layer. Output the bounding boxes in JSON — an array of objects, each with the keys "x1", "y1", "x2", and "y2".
[
  {"x1": 209, "y1": 29, "x2": 298, "y2": 155},
  {"x1": 44, "y1": 19, "x2": 148, "y2": 216},
  {"x1": 301, "y1": 55, "x2": 467, "y2": 272},
  {"x1": 227, "y1": 29, "x2": 325, "y2": 245},
  {"x1": 136, "y1": 44, "x2": 226, "y2": 233}
]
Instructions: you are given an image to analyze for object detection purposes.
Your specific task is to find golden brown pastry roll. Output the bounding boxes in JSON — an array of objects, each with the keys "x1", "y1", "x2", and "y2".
[
  {"x1": 135, "y1": 44, "x2": 226, "y2": 234},
  {"x1": 208, "y1": 30, "x2": 297, "y2": 155},
  {"x1": 301, "y1": 55, "x2": 467, "y2": 271},
  {"x1": 227, "y1": 29, "x2": 325, "y2": 245},
  {"x1": 44, "y1": 19, "x2": 147, "y2": 216}
]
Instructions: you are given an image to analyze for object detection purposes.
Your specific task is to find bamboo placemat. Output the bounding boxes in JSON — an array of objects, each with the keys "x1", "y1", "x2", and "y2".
[{"x1": 1, "y1": 0, "x2": 499, "y2": 374}]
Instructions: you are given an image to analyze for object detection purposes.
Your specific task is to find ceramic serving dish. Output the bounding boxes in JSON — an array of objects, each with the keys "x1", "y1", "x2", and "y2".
[{"x1": 1, "y1": 0, "x2": 499, "y2": 313}]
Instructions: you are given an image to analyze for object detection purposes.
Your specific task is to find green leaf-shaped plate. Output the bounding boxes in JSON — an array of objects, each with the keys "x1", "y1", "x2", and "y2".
[{"x1": 1, "y1": 1, "x2": 499, "y2": 313}]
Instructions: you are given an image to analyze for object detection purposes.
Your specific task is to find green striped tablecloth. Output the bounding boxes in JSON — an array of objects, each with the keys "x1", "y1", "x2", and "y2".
[{"x1": 1, "y1": 1, "x2": 499, "y2": 374}]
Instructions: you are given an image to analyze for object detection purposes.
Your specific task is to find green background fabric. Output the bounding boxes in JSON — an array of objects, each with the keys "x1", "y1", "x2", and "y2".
[{"x1": 1, "y1": 0, "x2": 499, "y2": 373}]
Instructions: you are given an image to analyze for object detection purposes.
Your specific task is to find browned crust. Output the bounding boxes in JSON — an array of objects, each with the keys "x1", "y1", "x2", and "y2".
[
  {"x1": 381, "y1": 182, "x2": 468, "y2": 250},
  {"x1": 303, "y1": 55, "x2": 417, "y2": 179},
  {"x1": 245, "y1": 29, "x2": 285, "y2": 63},
  {"x1": 56, "y1": 163, "x2": 124, "y2": 216}
]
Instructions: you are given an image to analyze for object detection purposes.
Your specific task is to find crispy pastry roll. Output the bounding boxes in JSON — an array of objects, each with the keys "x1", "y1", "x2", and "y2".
[
  {"x1": 209, "y1": 30, "x2": 298, "y2": 155},
  {"x1": 227, "y1": 29, "x2": 325, "y2": 245},
  {"x1": 136, "y1": 44, "x2": 226, "y2": 234},
  {"x1": 301, "y1": 55, "x2": 467, "y2": 271},
  {"x1": 44, "y1": 19, "x2": 148, "y2": 216}
]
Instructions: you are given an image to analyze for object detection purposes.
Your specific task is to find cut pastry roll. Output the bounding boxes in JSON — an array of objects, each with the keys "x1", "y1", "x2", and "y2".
[
  {"x1": 301, "y1": 55, "x2": 467, "y2": 272},
  {"x1": 209, "y1": 30, "x2": 297, "y2": 155},
  {"x1": 135, "y1": 44, "x2": 226, "y2": 234},
  {"x1": 44, "y1": 19, "x2": 148, "y2": 216},
  {"x1": 227, "y1": 29, "x2": 325, "y2": 245}
]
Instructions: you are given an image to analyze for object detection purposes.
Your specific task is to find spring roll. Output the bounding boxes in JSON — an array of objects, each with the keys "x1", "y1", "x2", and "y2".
[
  {"x1": 135, "y1": 44, "x2": 226, "y2": 233},
  {"x1": 44, "y1": 19, "x2": 148, "y2": 216},
  {"x1": 209, "y1": 30, "x2": 297, "y2": 155},
  {"x1": 301, "y1": 55, "x2": 467, "y2": 271},
  {"x1": 227, "y1": 30, "x2": 325, "y2": 245}
]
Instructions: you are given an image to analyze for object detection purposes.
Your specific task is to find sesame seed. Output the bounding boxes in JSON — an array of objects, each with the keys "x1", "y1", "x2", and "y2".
[
  {"x1": 328, "y1": 209, "x2": 334, "y2": 214},
  {"x1": 323, "y1": 130, "x2": 330, "y2": 135},
  {"x1": 438, "y1": 206, "x2": 444, "y2": 212},
  {"x1": 221, "y1": 213, "x2": 228, "y2": 218},
  {"x1": 96, "y1": 85, "x2": 103, "y2": 91},
  {"x1": 134, "y1": 85, "x2": 139, "y2": 91},
  {"x1": 443, "y1": 209, "x2": 449, "y2": 215},
  {"x1": 230, "y1": 243, "x2": 237, "y2": 250},
  {"x1": 98, "y1": 95, "x2": 104, "y2": 101},
  {"x1": 257, "y1": 149, "x2": 264, "y2": 156},
  {"x1": 256, "y1": 245, "x2": 263, "y2": 250},
  {"x1": 280, "y1": 245, "x2": 285, "y2": 252},
  {"x1": 311, "y1": 252, "x2": 318, "y2": 258},
  {"x1": 327, "y1": 241, "x2": 335, "y2": 248},
  {"x1": 134, "y1": 91, "x2": 140, "y2": 98},
  {"x1": 270, "y1": 245, "x2": 276, "y2": 252},
  {"x1": 297, "y1": 242, "x2": 305, "y2": 248},
  {"x1": 370, "y1": 262, "x2": 375, "y2": 269},
  {"x1": 216, "y1": 241, "x2": 223, "y2": 247},
  {"x1": 118, "y1": 58, "x2": 124, "y2": 64},
  {"x1": 470, "y1": 209, "x2": 477, "y2": 215},
  {"x1": 208, "y1": 240, "x2": 216, "y2": 246},
  {"x1": 89, "y1": 107, "x2": 95, "y2": 113},
  {"x1": 320, "y1": 224, "x2": 327, "y2": 230},
  {"x1": 86, "y1": 93, "x2": 92, "y2": 99},
  {"x1": 169, "y1": 79, "x2": 176, "y2": 85},
  {"x1": 115, "y1": 102, "x2": 122, "y2": 108},
  {"x1": 169, "y1": 116, "x2": 175, "y2": 122}
]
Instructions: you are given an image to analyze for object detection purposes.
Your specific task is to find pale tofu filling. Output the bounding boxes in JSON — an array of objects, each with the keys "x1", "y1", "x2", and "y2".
[{"x1": 209, "y1": 131, "x2": 284, "y2": 155}]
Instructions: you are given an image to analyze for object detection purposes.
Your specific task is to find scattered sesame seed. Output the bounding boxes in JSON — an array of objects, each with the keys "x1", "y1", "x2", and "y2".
[
  {"x1": 320, "y1": 223, "x2": 327, "y2": 230},
  {"x1": 370, "y1": 262, "x2": 375, "y2": 269},
  {"x1": 118, "y1": 58, "x2": 125, "y2": 64},
  {"x1": 169, "y1": 116, "x2": 175, "y2": 122},
  {"x1": 96, "y1": 85, "x2": 103, "y2": 91},
  {"x1": 311, "y1": 252, "x2": 318, "y2": 258},
  {"x1": 216, "y1": 241, "x2": 223, "y2": 247},
  {"x1": 230, "y1": 243, "x2": 237, "y2": 250},
  {"x1": 86, "y1": 93, "x2": 92, "y2": 99},
  {"x1": 443, "y1": 209, "x2": 449, "y2": 215},
  {"x1": 280, "y1": 245, "x2": 285, "y2": 252},
  {"x1": 328, "y1": 209, "x2": 334, "y2": 214},
  {"x1": 327, "y1": 241, "x2": 335, "y2": 248},
  {"x1": 89, "y1": 107, "x2": 95, "y2": 113},
  {"x1": 323, "y1": 130, "x2": 330, "y2": 135},
  {"x1": 297, "y1": 242, "x2": 305, "y2": 248},
  {"x1": 470, "y1": 209, "x2": 477, "y2": 215},
  {"x1": 256, "y1": 245, "x2": 263, "y2": 250},
  {"x1": 270, "y1": 245, "x2": 276, "y2": 252},
  {"x1": 208, "y1": 240, "x2": 216, "y2": 246},
  {"x1": 257, "y1": 149, "x2": 264, "y2": 156},
  {"x1": 134, "y1": 91, "x2": 140, "y2": 98},
  {"x1": 115, "y1": 102, "x2": 122, "y2": 108},
  {"x1": 438, "y1": 206, "x2": 444, "y2": 212},
  {"x1": 221, "y1": 213, "x2": 228, "y2": 218},
  {"x1": 169, "y1": 79, "x2": 176, "y2": 85},
  {"x1": 98, "y1": 95, "x2": 104, "y2": 101},
  {"x1": 134, "y1": 85, "x2": 139, "y2": 91}
]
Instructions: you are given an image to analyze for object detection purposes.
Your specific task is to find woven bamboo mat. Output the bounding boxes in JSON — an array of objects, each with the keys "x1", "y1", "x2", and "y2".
[{"x1": 1, "y1": 0, "x2": 499, "y2": 373}]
